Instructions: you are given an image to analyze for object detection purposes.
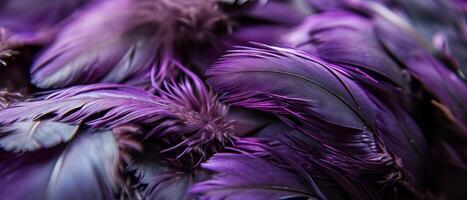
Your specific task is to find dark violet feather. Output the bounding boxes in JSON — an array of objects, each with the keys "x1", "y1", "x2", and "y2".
[
  {"x1": 190, "y1": 153, "x2": 318, "y2": 200},
  {"x1": 0, "y1": 121, "x2": 79, "y2": 152},
  {"x1": 207, "y1": 44, "x2": 425, "y2": 194},
  {"x1": 283, "y1": 11, "x2": 407, "y2": 88},
  {"x1": 0, "y1": 130, "x2": 121, "y2": 200}
]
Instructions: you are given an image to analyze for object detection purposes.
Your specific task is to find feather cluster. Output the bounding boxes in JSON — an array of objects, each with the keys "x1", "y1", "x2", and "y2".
[{"x1": 0, "y1": 0, "x2": 466, "y2": 200}]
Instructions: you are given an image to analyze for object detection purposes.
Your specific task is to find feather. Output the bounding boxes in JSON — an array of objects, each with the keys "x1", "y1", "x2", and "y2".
[
  {"x1": 190, "y1": 153, "x2": 318, "y2": 200},
  {"x1": 31, "y1": 0, "x2": 232, "y2": 89},
  {"x1": 0, "y1": 121, "x2": 79, "y2": 152},
  {"x1": 284, "y1": 12, "x2": 430, "y2": 177},
  {"x1": 207, "y1": 44, "x2": 425, "y2": 194},
  {"x1": 0, "y1": 84, "x2": 165, "y2": 128},
  {"x1": 30, "y1": 0, "x2": 159, "y2": 88},
  {"x1": 0, "y1": 130, "x2": 121, "y2": 200}
]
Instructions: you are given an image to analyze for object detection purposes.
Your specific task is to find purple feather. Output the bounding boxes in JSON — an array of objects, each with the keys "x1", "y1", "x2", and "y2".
[{"x1": 0, "y1": 84, "x2": 165, "y2": 128}]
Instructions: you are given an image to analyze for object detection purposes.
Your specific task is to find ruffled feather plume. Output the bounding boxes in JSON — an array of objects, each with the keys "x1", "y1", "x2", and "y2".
[{"x1": 150, "y1": 77, "x2": 236, "y2": 167}]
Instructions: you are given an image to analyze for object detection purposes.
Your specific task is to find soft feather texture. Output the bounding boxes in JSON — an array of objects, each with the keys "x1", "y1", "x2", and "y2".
[
  {"x1": 0, "y1": 0, "x2": 465, "y2": 199},
  {"x1": 207, "y1": 44, "x2": 425, "y2": 195},
  {"x1": 0, "y1": 130, "x2": 121, "y2": 200}
]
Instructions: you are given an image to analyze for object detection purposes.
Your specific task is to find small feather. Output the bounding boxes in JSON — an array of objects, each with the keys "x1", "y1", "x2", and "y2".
[{"x1": 0, "y1": 121, "x2": 79, "y2": 152}]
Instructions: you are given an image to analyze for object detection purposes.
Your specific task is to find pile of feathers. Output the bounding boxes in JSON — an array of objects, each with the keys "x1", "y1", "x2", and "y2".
[{"x1": 0, "y1": 0, "x2": 466, "y2": 199}]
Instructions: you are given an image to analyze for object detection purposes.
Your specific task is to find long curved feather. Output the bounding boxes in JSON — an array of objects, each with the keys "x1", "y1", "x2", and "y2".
[{"x1": 0, "y1": 84, "x2": 165, "y2": 128}]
